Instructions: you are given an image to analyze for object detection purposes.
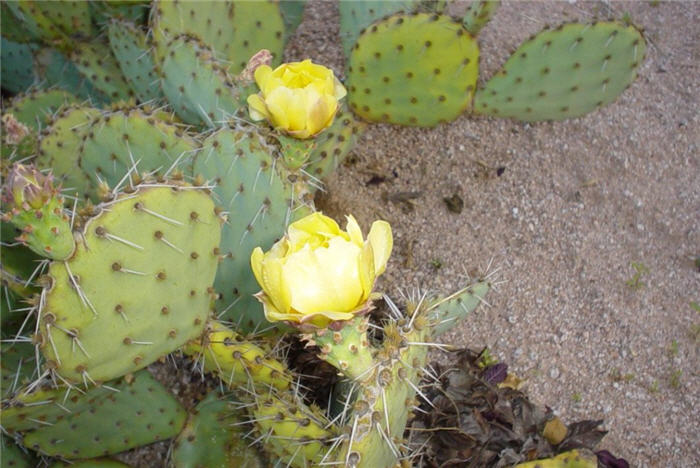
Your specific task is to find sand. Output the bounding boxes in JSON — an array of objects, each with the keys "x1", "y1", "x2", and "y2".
[{"x1": 290, "y1": 1, "x2": 699, "y2": 466}]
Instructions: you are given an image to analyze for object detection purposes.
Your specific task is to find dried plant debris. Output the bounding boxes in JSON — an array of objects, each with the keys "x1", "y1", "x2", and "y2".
[{"x1": 408, "y1": 348, "x2": 629, "y2": 467}]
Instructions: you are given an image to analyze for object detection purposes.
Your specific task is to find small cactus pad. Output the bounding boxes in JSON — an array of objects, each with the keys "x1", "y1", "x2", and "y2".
[
  {"x1": 151, "y1": 0, "x2": 285, "y2": 75},
  {"x1": 339, "y1": 1, "x2": 418, "y2": 58},
  {"x1": 462, "y1": 0, "x2": 501, "y2": 36},
  {"x1": 7, "y1": 89, "x2": 79, "y2": 132},
  {"x1": 0, "y1": 39, "x2": 37, "y2": 94},
  {"x1": 193, "y1": 128, "x2": 312, "y2": 330},
  {"x1": 71, "y1": 42, "x2": 133, "y2": 103},
  {"x1": 473, "y1": 22, "x2": 647, "y2": 121},
  {"x1": 515, "y1": 449, "x2": 598, "y2": 468},
  {"x1": 172, "y1": 392, "x2": 265, "y2": 468},
  {"x1": 78, "y1": 108, "x2": 198, "y2": 199},
  {"x1": 108, "y1": 20, "x2": 163, "y2": 103},
  {"x1": 37, "y1": 106, "x2": 102, "y2": 195},
  {"x1": 426, "y1": 281, "x2": 490, "y2": 336},
  {"x1": 158, "y1": 35, "x2": 245, "y2": 126},
  {"x1": 39, "y1": 184, "x2": 222, "y2": 383},
  {"x1": 304, "y1": 104, "x2": 366, "y2": 184},
  {"x1": 347, "y1": 13, "x2": 479, "y2": 127},
  {"x1": 21, "y1": 370, "x2": 186, "y2": 459},
  {"x1": 2, "y1": 164, "x2": 75, "y2": 260},
  {"x1": 183, "y1": 320, "x2": 291, "y2": 391}
]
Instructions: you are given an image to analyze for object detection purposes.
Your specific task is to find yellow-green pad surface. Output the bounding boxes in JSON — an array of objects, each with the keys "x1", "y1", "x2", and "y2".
[
  {"x1": 474, "y1": 22, "x2": 646, "y2": 121},
  {"x1": 40, "y1": 185, "x2": 221, "y2": 383},
  {"x1": 347, "y1": 13, "x2": 479, "y2": 127}
]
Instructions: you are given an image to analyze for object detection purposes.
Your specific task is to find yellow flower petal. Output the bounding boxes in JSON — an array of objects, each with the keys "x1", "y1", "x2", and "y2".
[
  {"x1": 247, "y1": 94, "x2": 269, "y2": 121},
  {"x1": 358, "y1": 240, "x2": 375, "y2": 301},
  {"x1": 250, "y1": 247, "x2": 265, "y2": 288},
  {"x1": 261, "y1": 257, "x2": 291, "y2": 315},
  {"x1": 333, "y1": 76, "x2": 347, "y2": 100},
  {"x1": 367, "y1": 220, "x2": 392, "y2": 275},
  {"x1": 345, "y1": 215, "x2": 364, "y2": 246},
  {"x1": 254, "y1": 65, "x2": 273, "y2": 91}
]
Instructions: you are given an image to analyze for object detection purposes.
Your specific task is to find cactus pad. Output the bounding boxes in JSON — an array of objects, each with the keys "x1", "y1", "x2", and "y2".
[
  {"x1": 108, "y1": 20, "x2": 163, "y2": 103},
  {"x1": 0, "y1": 39, "x2": 37, "y2": 94},
  {"x1": 158, "y1": 35, "x2": 245, "y2": 126},
  {"x1": 1, "y1": 435, "x2": 37, "y2": 467},
  {"x1": 193, "y1": 128, "x2": 312, "y2": 330},
  {"x1": 347, "y1": 13, "x2": 479, "y2": 126},
  {"x1": 37, "y1": 106, "x2": 102, "y2": 195},
  {"x1": 462, "y1": 0, "x2": 501, "y2": 36},
  {"x1": 78, "y1": 108, "x2": 198, "y2": 197},
  {"x1": 21, "y1": 370, "x2": 186, "y2": 459},
  {"x1": 152, "y1": 0, "x2": 285, "y2": 75},
  {"x1": 71, "y1": 42, "x2": 133, "y2": 103},
  {"x1": 426, "y1": 281, "x2": 490, "y2": 336},
  {"x1": 339, "y1": 1, "x2": 418, "y2": 58},
  {"x1": 7, "y1": 89, "x2": 79, "y2": 132},
  {"x1": 304, "y1": 104, "x2": 366, "y2": 184},
  {"x1": 473, "y1": 22, "x2": 647, "y2": 121},
  {"x1": 172, "y1": 392, "x2": 265, "y2": 468},
  {"x1": 183, "y1": 320, "x2": 291, "y2": 391},
  {"x1": 39, "y1": 184, "x2": 222, "y2": 383}
]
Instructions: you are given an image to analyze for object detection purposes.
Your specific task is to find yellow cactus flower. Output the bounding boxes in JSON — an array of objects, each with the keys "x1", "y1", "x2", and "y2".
[
  {"x1": 250, "y1": 212, "x2": 392, "y2": 328},
  {"x1": 247, "y1": 59, "x2": 347, "y2": 139}
]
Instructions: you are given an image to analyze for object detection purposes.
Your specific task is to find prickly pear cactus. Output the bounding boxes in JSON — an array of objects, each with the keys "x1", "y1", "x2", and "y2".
[
  {"x1": 474, "y1": 22, "x2": 647, "y2": 121},
  {"x1": 39, "y1": 183, "x2": 222, "y2": 383},
  {"x1": 462, "y1": 0, "x2": 501, "y2": 36},
  {"x1": 172, "y1": 392, "x2": 265, "y2": 468},
  {"x1": 347, "y1": 13, "x2": 479, "y2": 126},
  {"x1": 1, "y1": 165, "x2": 75, "y2": 260},
  {"x1": 20, "y1": 370, "x2": 186, "y2": 459},
  {"x1": 193, "y1": 127, "x2": 313, "y2": 330}
]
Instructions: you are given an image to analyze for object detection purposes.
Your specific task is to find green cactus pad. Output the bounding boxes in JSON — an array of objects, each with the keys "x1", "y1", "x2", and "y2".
[
  {"x1": 305, "y1": 317, "x2": 374, "y2": 381},
  {"x1": 426, "y1": 281, "x2": 490, "y2": 336},
  {"x1": 39, "y1": 184, "x2": 221, "y2": 383},
  {"x1": 89, "y1": 1, "x2": 149, "y2": 27},
  {"x1": 33, "y1": 48, "x2": 100, "y2": 103},
  {"x1": 279, "y1": 1, "x2": 306, "y2": 39},
  {"x1": 347, "y1": 13, "x2": 479, "y2": 127},
  {"x1": 1, "y1": 435, "x2": 37, "y2": 468},
  {"x1": 71, "y1": 42, "x2": 133, "y2": 103},
  {"x1": 1, "y1": 3, "x2": 39, "y2": 43},
  {"x1": 339, "y1": 1, "x2": 418, "y2": 59},
  {"x1": 21, "y1": 370, "x2": 186, "y2": 459},
  {"x1": 4, "y1": 1, "x2": 68, "y2": 45},
  {"x1": 193, "y1": 128, "x2": 312, "y2": 330},
  {"x1": 78, "y1": 108, "x2": 198, "y2": 197},
  {"x1": 7, "y1": 89, "x2": 79, "y2": 132},
  {"x1": 107, "y1": 20, "x2": 163, "y2": 103},
  {"x1": 37, "y1": 106, "x2": 102, "y2": 196},
  {"x1": 183, "y1": 320, "x2": 291, "y2": 391},
  {"x1": 158, "y1": 34, "x2": 245, "y2": 126},
  {"x1": 515, "y1": 449, "x2": 598, "y2": 468},
  {"x1": 0, "y1": 39, "x2": 37, "y2": 94},
  {"x1": 304, "y1": 104, "x2": 366, "y2": 184},
  {"x1": 0, "y1": 342, "x2": 38, "y2": 400},
  {"x1": 474, "y1": 22, "x2": 647, "y2": 121},
  {"x1": 152, "y1": 0, "x2": 285, "y2": 75},
  {"x1": 172, "y1": 392, "x2": 264, "y2": 468},
  {"x1": 31, "y1": 0, "x2": 94, "y2": 40},
  {"x1": 462, "y1": 0, "x2": 501, "y2": 36}
]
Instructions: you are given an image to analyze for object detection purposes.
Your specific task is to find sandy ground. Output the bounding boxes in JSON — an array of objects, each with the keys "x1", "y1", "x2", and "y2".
[{"x1": 289, "y1": 1, "x2": 699, "y2": 466}]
